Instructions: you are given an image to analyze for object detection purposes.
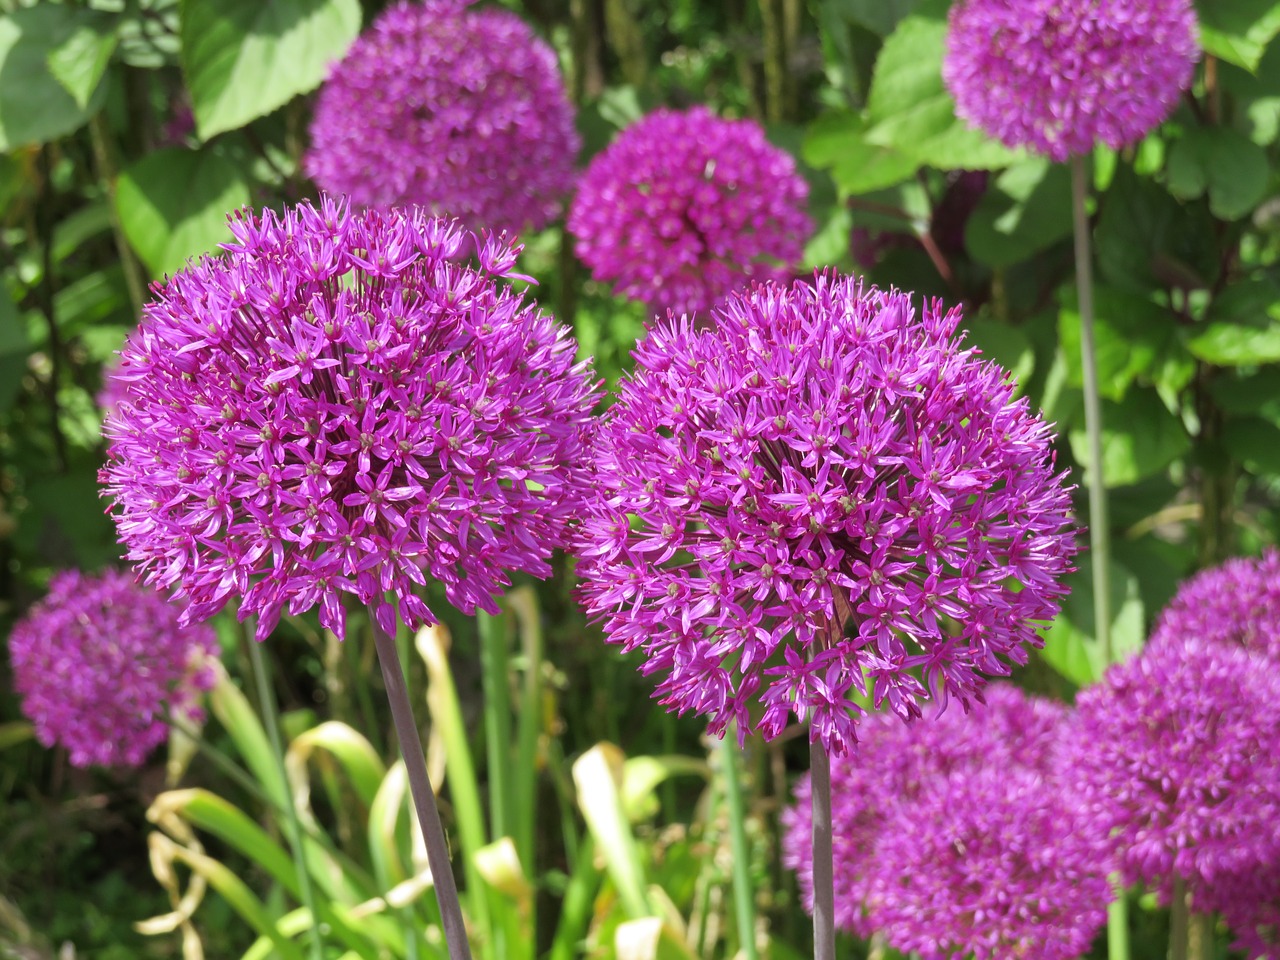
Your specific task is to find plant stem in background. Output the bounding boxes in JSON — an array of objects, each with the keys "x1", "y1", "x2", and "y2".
[
  {"x1": 721, "y1": 725, "x2": 759, "y2": 960},
  {"x1": 373, "y1": 620, "x2": 473, "y2": 960},
  {"x1": 1072, "y1": 152, "x2": 1129, "y2": 960},
  {"x1": 246, "y1": 633, "x2": 324, "y2": 960},
  {"x1": 1169, "y1": 876, "x2": 1189, "y2": 960},
  {"x1": 810, "y1": 737, "x2": 835, "y2": 960},
  {"x1": 1188, "y1": 911, "x2": 1214, "y2": 960},
  {"x1": 1070, "y1": 153, "x2": 1113, "y2": 666}
]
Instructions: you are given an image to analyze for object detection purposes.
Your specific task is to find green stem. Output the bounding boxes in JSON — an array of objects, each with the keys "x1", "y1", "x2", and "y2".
[
  {"x1": 810, "y1": 737, "x2": 835, "y2": 960},
  {"x1": 478, "y1": 608, "x2": 512, "y2": 844},
  {"x1": 1188, "y1": 910, "x2": 1213, "y2": 960},
  {"x1": 1169, "y1": 876, "x2": 1189, "y2": 960},
  {"x1": 510, "y1": 589, "x2": 543, "y2": 880},
  {"x1": 246, "y1": 634, "x2": 325, "y2": 960},
  {"x1": 1071, "y1": 153, "x2": 1113, "y2": 666},
  {"x1": 1108, "y1": 881, "x2": 1131, "y2": 960},
  {"x1": 374, "y1": 620, "x2": 473, "y2": 960},
  {"x1": 721, "y1": 726, "x2": 759, "y2": 960}
]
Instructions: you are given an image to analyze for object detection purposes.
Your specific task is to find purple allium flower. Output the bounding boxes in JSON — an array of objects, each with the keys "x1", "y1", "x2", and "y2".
[
  {"x1": 306, "y1": 0, "x2": 580, "y2": 235},
  {"x1": 1202, "y1": 861, "x2": 1280, "y2": 960},
  {"x1": 573, "y1": 276, "x2": 1077, "y2": 755},
  {"x1": 943, "y1": 0, "x2": 1199, "y2": 162},
  {"x1": 101, "y1": 196, "x2": 599, "y2": 641},
  {"x1": 1067, "y1": 634, "x2": 1280, "y2": 903},
  {"x1": 7, "y1": 569, "x2": 217, "y2": 768},
  {"x1": 781, "y1": 685, "x2": 1069, "y2": 936},
  {"x1": 1149, "y1": 549, "x2": 1280, "y2": 663},
  {"x1": 567, "y1": 106, "x2": 812, "y2": 319},
  {"x1": 864, "y1": 767, "x2": 1111, "y2": 960}
]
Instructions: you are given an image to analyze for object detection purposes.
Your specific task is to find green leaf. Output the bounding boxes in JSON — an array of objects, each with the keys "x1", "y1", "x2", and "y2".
[
  {"x1": 1212, "y1": 368, "x2": 1280, "y2": 424},
  {"x1": 1196, "y1": 0, "x2": 1280, "y2": 71},
  {"x1": 1187, "y1": 279, "x2": 1280, "y2": 364},
  {"x1": 1224, "y1": 416, "x2": 1280, "y2": 474},
  {"x1": 1166, "y1": 126, "x2": 1269, "y2": 220},
  {"x1": 1058, "y1": 287, "x2": 1183, "y2": 400},
  {"x1": 180, "y1": 0, "x2": 361, "y2": 139},
  {"x1": 572, "y1": 743, "x2": 652, "y2": 920},
  {"x1": 823, "y1": 0, "x2": 920, "y2": 36},
  {"x1": 803, "y1": 110, "x2": 918, "y2": 196},
  {"x1": 964, "y1": 318, "x2": 1034, "y2": 389},
  {"x1": 45, "y1": 11, "x2": 118, "y2": 109},
  {"x1": 115, "y1": 147, "x2": 250, "y2": 277},
  {"x1": 0, "y1": 289, "x2": 27, "y2": 412},
  {"x1": 863, "y1": 8, "x2": 1023, "y2": 170},
  {"x1": 1068, "y1": 389, "x2": 1191, "y2": 487},
  {"x1": 965, "y1": 158, "x2": 1072, "y2": 268},
  {"x1": 1094, "y1": 164, "x2": 1218, "y2": 293},
  {"x1": 1039, "y1": 557, "x2": 1145, "y2": 686},
  {"x1": 0, "y1": 6, "x2": 108, "y2": 150}
]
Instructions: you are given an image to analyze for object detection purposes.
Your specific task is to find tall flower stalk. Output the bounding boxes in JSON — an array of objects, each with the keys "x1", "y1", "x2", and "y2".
[
  {"x1": 575, "y1": 275, "x2": 1077, "y2": 959},
  {"x1": 99, "y1": 197, "x2": 599, "y2": 959}
]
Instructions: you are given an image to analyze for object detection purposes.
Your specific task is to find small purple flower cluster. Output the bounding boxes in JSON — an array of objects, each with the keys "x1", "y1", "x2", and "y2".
[
  {"x1": 943, "y1": 0, "x2": 1199, "y2": 161},
  {"x1": 101, "y1": 197, "x2": 598, "y2": 641},
  {"x1": 568, "y1": 107, "x2": 812, "y2": 319},
  {"x1": 574, "y1": 275, "x2": 1076, "y2": 755},
  {"x1": 1069, "y1": 632, "x2": 1280, "y2": 929},
  {"x1": 1148, "y1": 548, "x2": 1280, "y2": 663},
  {"x1": 8, "y1": 569, "x2": 217, "y2": 768},
  {"x1": 307, "y1": 0, "x2": 579, "y2": 235},
  {"x1": 782, "y1": 686, "x2": 1111, "y2": 959}
]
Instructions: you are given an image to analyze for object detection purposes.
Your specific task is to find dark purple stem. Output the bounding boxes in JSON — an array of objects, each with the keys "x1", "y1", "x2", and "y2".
[
  {"x1": 372, "y1": 620, "x2": 472, "y2": 960},
  {"x1": 811, "y1": 736, "x2": 835, "y2": 960}
]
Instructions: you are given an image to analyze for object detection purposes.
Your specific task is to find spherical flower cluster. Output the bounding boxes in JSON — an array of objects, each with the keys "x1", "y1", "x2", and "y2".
[
  {"x1": 1149, "y1": 549, "x2": 1280, "y2": 663},
  {"x1": 101, "y1": 196, "x2": 599, "y2": 641},
  {"x1": 943, "y1": 0, "x2": 1199, "y2": 161},
  {"x1": 7, "y1": 569, "x2": 217, "y2": 768},
  {"x1": 567, "y1": 106, "x2": 811, "y2": 319},
  {"x1": 306, "y1": 0, "x2": 580, "y2": 235},
  {"x1": 781, "y1": 685, "x2": 1070, "y2": 937},
  {"x1": 573, "y1": 275, "x2": 1077, "y2": 755},
  {"x1": 1066, "y1": 634, "x2": 1280, "y2": 902},
  {"x1": 864, "y1": 767, "x2": 1111, "y2": 960}
]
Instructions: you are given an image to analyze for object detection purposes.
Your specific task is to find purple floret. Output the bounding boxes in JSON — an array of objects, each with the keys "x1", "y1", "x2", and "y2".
[
  {"x1": 573, "y1": 274, "x2": 1077, "y2": 755},
  {"x1": 1150, "y1": 548, "x2": 1280, "y2": 663},
  {"x1": 101, "y1": 196, "x2": 599, "y2": 641},
  {"x1": 567, "y1": 106, "x2": 811, "y2": 319},
  {"x1": 1067, "y1": 634, "x2": 1280, "y2": 906},
  {"x1": 781, "y1": 685, "x2": 1071, "y2": 938},
  {"x1": 8, "y1": 569, "x2": 218, "y2": 768},
  {"x1": 307, "y1": 0, "x2": 580, "y2": 235},
  {"x1": 944, "y1": 0, "x2": 1199, "y2": 161}
]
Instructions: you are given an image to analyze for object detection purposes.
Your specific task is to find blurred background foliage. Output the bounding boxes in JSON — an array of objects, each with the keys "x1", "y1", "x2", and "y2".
[{"x1": 1, "y1": 0, "x2": 1279, "y2": 956}]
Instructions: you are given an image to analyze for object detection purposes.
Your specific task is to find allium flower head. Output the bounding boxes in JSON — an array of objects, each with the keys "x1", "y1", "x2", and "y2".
[
  {"x1": 101, "y1": 196, "x2": 598, "y2": 641},
  {"x1": 1067, "y1": 634, "x2": 1280, "y2": 902},
  {"x1": 1150, "y1": 549, "x2": 1280, "y2": 663},
  {"x1": 864, "y1": 768, "x2": 1111, "y2": 960},
  {"x1": 306, "y1": 0, "x2": 580, "y2": 235},
  {"x1": 7, "y1": 569, "x2": 217, "y2": 768},
  {"x1": 943, "y1": 0, "x2": 1199, "y2": 161},
  {"x1": 567, "y1": 106, "x2": 811, "y2": 318},
  {"x1": 574, "y1": 275, "x2": 1076, "y2": 754},
  {"x1": 782, "y1": 685, "x2": 1069, "y2": 936}
]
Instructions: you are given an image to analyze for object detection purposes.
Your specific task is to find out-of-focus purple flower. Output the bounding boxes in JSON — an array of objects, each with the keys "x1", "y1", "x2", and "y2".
[
  {"x1": 1067, "y1": 634, "x2": 1280, "y2": 903},
  {"x1": 7, "y1": 569, "x2": 217, "y2": 768},
  {"x1": 101, "y1": 196, "x2": 599, "y2": 641},
  {"x1": 573, "y1": 275, "x2": 1076, "y2": 755},
  {"x1": 1204, "y1": 861, "x2": 1280, "y2": 960},
  {"x1": 1149, "y1": 549, "x2": 1280, "y2": 663},
  {"x1": 865, "y1": 767, "x2": 1112, "y2": 960},
  {"x1": 567, "y1": 106, "x2": 811, "y2": 319},
  {"x1": 781, "y1": 685, "x2": 1069, "y2": 936},
  {"x1": 943, "y1": 0, "x2": 1199, "y2": 162},
  {"x1": 306, "y1": 0, "x2": 579, "y2": 235}
]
